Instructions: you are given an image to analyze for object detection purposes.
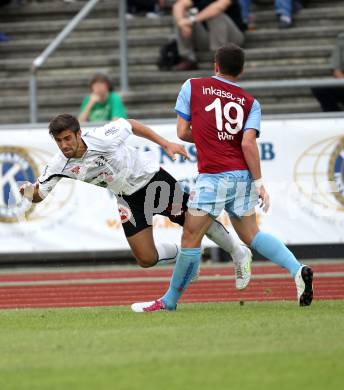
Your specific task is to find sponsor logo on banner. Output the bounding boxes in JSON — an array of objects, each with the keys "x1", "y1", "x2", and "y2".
[
  {"x1": 329, "y1": 137, "x2": 344, "y2": 207},
  {"x1": 0, "y1": 146, "x2": 39, "y2": 222},
  {"x1": 293, "y1": 136, "x2": 344, "y2": 222},
  {"x1": 0, "y1": 146, "x2": 76, "y2": 224}
]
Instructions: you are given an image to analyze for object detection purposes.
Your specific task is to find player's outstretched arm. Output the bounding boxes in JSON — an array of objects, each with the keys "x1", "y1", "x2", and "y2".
[
  {"x1": 19, "y1": 182, "x2": 44, "y2": 204},
  {"x1": 128, "y1": 119, "x2": 189, "y2": 161},
  {"x1": 242, "y1": 129, "x2": 270, "y2": 212},
  {"x1": 176, "y1": 115, "x2": 194, "y2": 143}
]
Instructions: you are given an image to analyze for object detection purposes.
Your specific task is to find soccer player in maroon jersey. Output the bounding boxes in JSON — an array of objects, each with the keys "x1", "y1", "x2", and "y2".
[{"x1": 132, "y1": 44, "x2": 313, "y2": 312}]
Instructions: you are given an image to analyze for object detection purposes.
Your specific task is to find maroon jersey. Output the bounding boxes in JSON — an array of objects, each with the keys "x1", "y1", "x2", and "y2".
[{"x1": 190, "y1": 77, "x2": 255, "y2": 174}]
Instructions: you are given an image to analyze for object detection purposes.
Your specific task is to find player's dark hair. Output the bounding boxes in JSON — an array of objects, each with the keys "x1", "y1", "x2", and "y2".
[
  {"x1": 48, "y1": 114, "x2": 81, "y2": 137},
  {"x1": 89, "y1": 72, "x2": 113, "y2": 92},
  {"x1": 215, "y1": 44, "x2": 245, "y2": 77}
]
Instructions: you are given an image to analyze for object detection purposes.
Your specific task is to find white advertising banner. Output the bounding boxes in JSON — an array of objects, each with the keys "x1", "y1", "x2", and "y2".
[{"x1": 0, "y1": 117, "x2": 343, "y2": 253}]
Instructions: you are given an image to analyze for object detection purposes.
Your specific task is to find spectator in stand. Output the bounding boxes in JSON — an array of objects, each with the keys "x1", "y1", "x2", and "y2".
[
  {"x1": 239, "y1": 0, "x2": 295, "y2": 29},
  {"x1": 312, "y1": 33, "x2": 344, "y2": 112},
  {"x1": 79, "y1": 73, "x2": 127, "y2": 123},
  {"x1": 126, "y1": 0, "x2": 164, "y2": 19},
  {"x1": 173, "y1": 0, "x2": 245, "y2": 71}
]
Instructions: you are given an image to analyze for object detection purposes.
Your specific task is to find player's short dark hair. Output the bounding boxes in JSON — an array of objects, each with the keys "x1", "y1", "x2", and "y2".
[
  {"x1": 48, "y1": 114, "x2": 81, "y2": 137},
  {"x1": 89, "y1": 72, "x2": 113, "y2": 91},
  {"x1": 215, "y1": 44, "x2": 245, "y2": 77}
]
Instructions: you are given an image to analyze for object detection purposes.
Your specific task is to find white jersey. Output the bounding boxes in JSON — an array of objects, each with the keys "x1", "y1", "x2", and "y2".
[{"x1": 37, "y1": 119, "x2": 159, "y2": 198}]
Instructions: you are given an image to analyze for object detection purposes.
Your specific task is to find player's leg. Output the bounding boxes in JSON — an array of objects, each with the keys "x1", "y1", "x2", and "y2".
[
  {"x1": 161, "y1": 169, "x2": 251, "y2": 286},
  {"x1": 230, "y1": 212, "x2": 302, "y2": 277},
  {"x1": 132, "y1": 210, "x2": 212, "y2": 312},
  {"x1": 132, "y1": 173, "x2": 234, "y2": 312},
  {"x1": 117, "y1": 185, "x2": 179, "y2": 268},
  {"x1": 230, "y1": 213, "x2": 313, "y2": 306},
  {"x1": 126, "y1": 226, "x2": 178, "y2": 268},
  {"x1": 160, "y1": 210, "x2": 212, "y2": 307},
  {"x1": 205, "y1": 219, "x2": 252, "y2": 289}
]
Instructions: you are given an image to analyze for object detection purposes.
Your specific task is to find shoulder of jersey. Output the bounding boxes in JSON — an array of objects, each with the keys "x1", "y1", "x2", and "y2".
[{"x1": 49, "y1": 151, "x2": 68, "y2": 169}]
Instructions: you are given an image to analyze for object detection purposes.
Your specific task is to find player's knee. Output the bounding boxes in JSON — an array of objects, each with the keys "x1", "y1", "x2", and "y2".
[
  {"x1": 239, "y1": 230, "x2": 259, "y2": 246},
  {"x1": 134, "y1": 252, "x2": 158, "y2": 268},
  {"x1": 137, "y1": 260, "x2": 154, "y2": 268},
  {"x1": 181, "y1": 228, "x2": 199, "y2": 247}
]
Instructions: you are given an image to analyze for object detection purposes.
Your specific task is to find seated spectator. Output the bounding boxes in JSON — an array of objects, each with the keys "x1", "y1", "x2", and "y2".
[
  {"x1": 79, "y1": 73, "x2": 127, "y2": 123},
  {"x1": 173, "y1": 0, "x2": 245, "y2": 71},
  {"x1": 126, "y1": 0, "x2": 163, "y2": 19},
  {"x1": 239, "y1": 0, "x2": 294, "y2": 29},
  {"x1": 312, "y1": 33, "x2": 344, "y2": 112}
]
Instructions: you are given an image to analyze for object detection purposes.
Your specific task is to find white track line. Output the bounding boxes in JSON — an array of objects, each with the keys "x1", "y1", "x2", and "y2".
[
  {"x1": 0, "y1": 259, "x2": 343, "y2": 275},
  {"x1": 0, "y1": 272, "x2": 343, "y2": 288}
]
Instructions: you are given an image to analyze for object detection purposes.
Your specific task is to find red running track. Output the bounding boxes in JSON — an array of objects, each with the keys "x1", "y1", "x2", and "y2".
[{"x1": 0, "y1": 262, "x2": 343, "y2": 309}]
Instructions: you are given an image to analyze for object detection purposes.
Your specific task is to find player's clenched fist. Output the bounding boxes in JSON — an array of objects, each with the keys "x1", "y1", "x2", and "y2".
[
  {"x1": 19, "y1": 182, "x2": 36, "y2": 200},
  {"x1": 254, "y1": 181, "x2": 270, "y2": 213}
]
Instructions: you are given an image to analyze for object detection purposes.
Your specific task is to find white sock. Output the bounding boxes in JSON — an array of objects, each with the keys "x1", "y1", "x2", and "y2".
[
  {"x1": 155, "y1": 243, "x2": 179, "y2": 265},
  {"x1": 205, "y1": 220, "x2": 246, "y2": 263}
]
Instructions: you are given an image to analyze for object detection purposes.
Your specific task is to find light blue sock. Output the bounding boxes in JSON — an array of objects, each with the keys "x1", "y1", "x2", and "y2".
[
  {"x1": 161, "y1": 247, "x2": 201, "y2": 310},
  {"x1": 251, "y1": 232, "x2": 301, "y2": 277}
]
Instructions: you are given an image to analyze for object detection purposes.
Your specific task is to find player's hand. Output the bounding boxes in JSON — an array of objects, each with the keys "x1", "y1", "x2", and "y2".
[
  {"x1": 256, "y1": 185, "x2": 270, "y2": 213},
  {"x1": 163, "y1": 142, "x2": 190, "y2": 161},
  {"x1": 19, "y1": 182, "x2": 35, "y2": 200}
]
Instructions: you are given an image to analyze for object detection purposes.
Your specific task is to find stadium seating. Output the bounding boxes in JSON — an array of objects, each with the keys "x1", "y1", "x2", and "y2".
[{"x1": 0, "y1": 0, "x2": 343, "y2": 123}]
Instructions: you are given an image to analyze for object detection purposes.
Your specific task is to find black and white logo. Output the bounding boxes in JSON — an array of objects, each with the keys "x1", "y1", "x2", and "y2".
[{"x1": 0, "y1": 147, "x2": 39, "y2": 222}]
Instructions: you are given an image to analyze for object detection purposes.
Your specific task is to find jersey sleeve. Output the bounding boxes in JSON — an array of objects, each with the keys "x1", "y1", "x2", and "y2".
[
  {"x1": 175, "y1": 79, "x2": 192, "y2": 121},
  {"x1": 244, "y1": 99, "x2": 261, "y2": 137},
  {"x1": 37, "y1": 155, "x2": 65, "y2": 199},
  {"x1": 92, "y1": 118, "x2": 133, "y2": 146}
]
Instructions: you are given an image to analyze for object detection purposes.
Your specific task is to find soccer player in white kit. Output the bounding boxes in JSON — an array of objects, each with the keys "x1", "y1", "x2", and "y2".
[{"x1": 20, "y1": 114, "x2": 252, "y2": 288}]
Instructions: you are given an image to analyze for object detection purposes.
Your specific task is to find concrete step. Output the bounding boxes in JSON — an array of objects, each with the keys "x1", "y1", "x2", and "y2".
[
  {"x1": 1, "y1": 4, "x2": 343, "y2": 40},
  {"x1": 245, "y1": 25, "x2": 342, "y2": 44},
  {"x1": 0, "y1": 45, "x2": 332, "y2": 76},
  {"x1": 0, "y1": 74, "x2": 321, "y2": 98},
  {"x1": 1, "y1": 0, "x2": 342, "y2": 23},
  {"x1": 0, "y1": 86, "x2": 315, "y2": 108},
  {"x1": 253, "y1": 4, "x2": 344, "y2": 26},
  {"x1": 0, "y1": 25, "x2": 340, "y2": 61},
  {"x1": 0, "y1": 17, "x2": 173, "y2": 40},
  {"x1": 0, "y1": 0, "x2": 116, "y2": 22},
  {"x1": 0, "y1": 59, "x2": 329, "y2": 79},
  {"x1": 0, "y1": 98, "x2": 322, "y2": 125}
]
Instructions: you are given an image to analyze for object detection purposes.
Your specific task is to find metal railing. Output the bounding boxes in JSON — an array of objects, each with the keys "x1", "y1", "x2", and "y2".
[
  {"x1": 29, "y1": 0, "x2": 129, "y2": 123},
  {"x1": 241, "y1": 78, "x2": 344, "y2": 90}
]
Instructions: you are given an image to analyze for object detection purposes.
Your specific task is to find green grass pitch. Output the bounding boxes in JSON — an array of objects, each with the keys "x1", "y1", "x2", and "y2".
[{"x1": 0, "y1": 301, "x2": 343, "y2": 390}]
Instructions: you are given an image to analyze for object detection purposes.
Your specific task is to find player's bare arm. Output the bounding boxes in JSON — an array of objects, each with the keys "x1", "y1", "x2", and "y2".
[
  {"x1": 242, "y1": 129, "x2": 270, "y2": 212},
  {"x1": 176, "y1": 115, "x2": 194, "y2": 143},
  {"x1": 128, "y1": 119, "x2": 190, "y2": 161},
  {"x1": 19, "y1": 182, "x2": 43, "y2": 204}
]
